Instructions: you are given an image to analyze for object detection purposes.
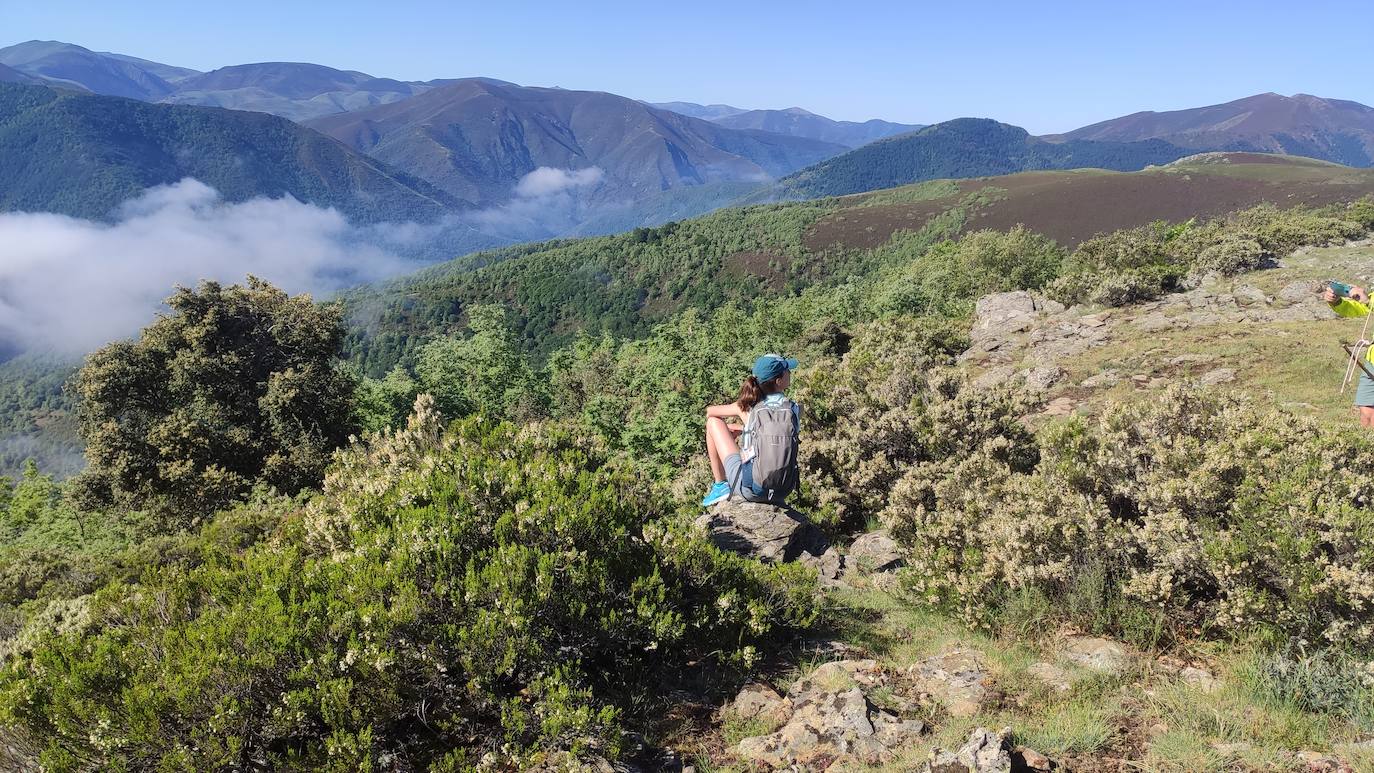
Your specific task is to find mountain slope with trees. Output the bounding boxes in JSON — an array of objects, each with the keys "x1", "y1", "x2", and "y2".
[
  {"x1": 304, "y1": 79, "x2": 847, "y2": 207},
  {"x1": 0, "y1": 82, "x2": 462, "y2": 221},
  {"x1": 773, "y1": 118, "x2": 1193, "y2": 199}
]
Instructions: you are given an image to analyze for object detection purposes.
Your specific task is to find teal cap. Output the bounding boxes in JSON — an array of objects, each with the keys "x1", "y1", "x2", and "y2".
[{"x1": 752, "y1": 353, "x2": 798, "y2": 382}]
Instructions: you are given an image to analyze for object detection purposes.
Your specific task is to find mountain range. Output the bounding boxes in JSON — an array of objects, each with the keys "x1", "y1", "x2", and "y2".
[
  {"x1": 1045, "y1": 92, "x2": 1374, "y2": 167},
  {"x1": 304, "y1": 80, "x2": 845, "y2": 207},
  {"x1": 774, "y1": 118, "x2": 1193, "y2": 199},
  {"x1": 8, "y1": 38, "x2": 1374, "y2": 257},
  {"x1": 649, "y1": 101, "x2": 922, "y2": 148}
]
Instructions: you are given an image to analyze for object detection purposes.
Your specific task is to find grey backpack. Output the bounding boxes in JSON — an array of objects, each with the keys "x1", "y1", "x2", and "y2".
[{"x1": 743, "y1": 396, "x2": 800, "y2": 502}]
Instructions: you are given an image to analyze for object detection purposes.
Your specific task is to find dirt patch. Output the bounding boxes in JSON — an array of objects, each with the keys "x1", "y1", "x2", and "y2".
[
  {"x1": 803, "y1": 166, "x2": 1374, "y2": 253},
  {"x1": 723, "y1": 250, "x2": 788, "y2": 290}
]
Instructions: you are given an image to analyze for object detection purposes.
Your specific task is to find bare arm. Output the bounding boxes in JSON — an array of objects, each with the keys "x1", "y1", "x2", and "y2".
[{"x1": 706, "y1": 402, "x2": 743, "y2": 420}]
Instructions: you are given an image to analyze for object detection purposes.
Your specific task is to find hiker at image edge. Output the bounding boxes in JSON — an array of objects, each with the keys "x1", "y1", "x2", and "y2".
[
  {"x1": 701, "y1": 354, "x2": 803, "y2": 508},
  {"x1": 1326, "y1": 282, "x2": 1374, "y2": 428}
]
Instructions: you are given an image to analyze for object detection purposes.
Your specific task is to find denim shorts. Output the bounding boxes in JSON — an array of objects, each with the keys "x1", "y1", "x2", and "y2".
[{"x1": 723, "y1": 452, "x2": 765, "y2": 500}]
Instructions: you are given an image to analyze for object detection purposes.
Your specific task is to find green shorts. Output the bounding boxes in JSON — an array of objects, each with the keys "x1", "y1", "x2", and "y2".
[{"x1": 1357, "y1": 372, "x2": 1374, "y2": 407}]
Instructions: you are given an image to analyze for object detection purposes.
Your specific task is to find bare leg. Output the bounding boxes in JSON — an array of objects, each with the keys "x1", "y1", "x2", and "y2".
[
  {"x1": 706, "y1": 417, "x2": 740, "y2": 481},
  {"x1": 1361, "y1": 406, "x2": 1374, "y2": 428}
]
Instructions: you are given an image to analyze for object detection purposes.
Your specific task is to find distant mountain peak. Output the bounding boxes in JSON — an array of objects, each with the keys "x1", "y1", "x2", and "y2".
[{"x1": 1052, "y1": 92, "x2": 1374, "y2": 167}]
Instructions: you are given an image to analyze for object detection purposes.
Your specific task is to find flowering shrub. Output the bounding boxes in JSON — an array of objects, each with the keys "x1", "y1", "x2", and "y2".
[
  {"x1": 0, "y1": 397, "x2": 818, "y2": 770},
  {"x1": 884, "y1": 385, "x2": 1374, "y2": 647},
  {"x1": 793, "y1": 317, "x2": 1036, "y2": 529}
]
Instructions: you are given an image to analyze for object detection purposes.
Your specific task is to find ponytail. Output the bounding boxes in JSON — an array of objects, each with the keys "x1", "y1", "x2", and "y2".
[
  {"x1": 737, "y1": 374, "x2": 784, "y2": 410},
  {"x1": 736, "y1": 375, "x2": 762, "y2": 410}
]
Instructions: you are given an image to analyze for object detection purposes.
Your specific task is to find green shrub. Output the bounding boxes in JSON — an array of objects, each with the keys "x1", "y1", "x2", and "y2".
[
  {"x1": 0, "y1": 396, "x2": 819, "y2": 770},
  {"x1": 875, "y1": 226, "x2": 1065, "y2": 316},
  {"x1": 68, "y1": 279, "x2": 357, "y2": 531}
]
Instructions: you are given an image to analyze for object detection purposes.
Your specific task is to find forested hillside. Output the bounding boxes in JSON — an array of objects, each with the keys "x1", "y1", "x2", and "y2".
[
  {"x1": 772, "y1": 118, "x2": 1192, "y2": 199},
  {"x1": 340, "y1": 154, "x2": 1374, "y2": 375},
  {"x1": 0, "y1": 82, "x2": 461, "y2": 222}
]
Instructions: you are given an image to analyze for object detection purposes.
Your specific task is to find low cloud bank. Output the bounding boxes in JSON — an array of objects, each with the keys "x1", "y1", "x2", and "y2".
[
  {"x1": 0, "y1": 179, "x2": 411, "y2": 353},
  {"x1": 0, "y1": 167, "x2": 610, "y2": 354}
]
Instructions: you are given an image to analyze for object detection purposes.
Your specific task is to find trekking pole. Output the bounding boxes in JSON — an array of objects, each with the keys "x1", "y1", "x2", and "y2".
[{"x1": 1342, "y1": 306, "x2": 1374, "y2": 393}]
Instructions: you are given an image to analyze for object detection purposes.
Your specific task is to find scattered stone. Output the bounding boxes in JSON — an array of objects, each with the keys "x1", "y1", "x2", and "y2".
[
  {"x1": 800, "y1": 546, "x2": 846, "y2": 588},
  {"x1": 847, "y1": 530, "x2": 904, "y2": 573},
  {"x1": 1040, "y1": 298, "x2": 1067, "y2": 314},
  {"x1": 907, "y1": 649, "x2": 989, "y2": 717},
  {"x1": 1061, "y1": 635, "x2": 1129, "y2": 674},
  {"x1": 1179, "y1": 665, "x2": 1220, "y2": 693},
  {"x1": 1039, "y1": 396, "x2": 1078, "y2": 417},
  {"x1": 1014, "y1": 745, "x2": 1054, "y2": 771},
  {"x1": 732, "y1": 683, "x2": 791, "y2": 724},
  {"x1": 974, "y1": 365, "x2": 1017, "y2": 391},
  {"x1": 1146, "y1": 376, "x2": 1171, "y2": 389},
  {"x1": 1021, "y1": 365, "x2": 1066, "y2": 392},
  {"x1": 735, "y1": 659, "x2": 924, "y2": 769},
  {"x1": 695, "y1": 501, "x2": 828, "y2": 564},
  {"x1": 923, "y1": 727, "x2": 1013, "y2": 773},
  {"x1": 1026, "y1": 661, "x2": 1076, "y2": 693},
  {"x1": 1135, "y1": 313, "x2": 1173, "y2": 332},
  {"x1": 1199, "y1": 367, "x2": 1236, "y2": 386},
  {"x1": 1168, "y1": 353, "x2": 1218, "y2": 366},
  {"x1": 1079, "y1": 312, "x2": 1110, "y2": 328},
  {"x1": 1279, "y1": 280, "x2": 1322, "y2": 304},
  {"x1": 1080, "y1": 370, "x2": 1120, "y2": 388},
  {"x1": 1232, "y1": 284, "x2": 1270, "y2": 306}
]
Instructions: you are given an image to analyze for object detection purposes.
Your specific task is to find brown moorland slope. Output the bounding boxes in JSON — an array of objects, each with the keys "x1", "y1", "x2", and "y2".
[{"x1": 804, "y1": 153, "x2": 1374, "y2": 252}]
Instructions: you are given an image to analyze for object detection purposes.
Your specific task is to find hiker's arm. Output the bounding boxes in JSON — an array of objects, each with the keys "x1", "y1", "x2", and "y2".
[
  {"x1": 705, "y1": 403, "x2": 743, "y2": 420},
  {"x1": 1332, "y1": 296, "x2": 1372, "y2": 318}
]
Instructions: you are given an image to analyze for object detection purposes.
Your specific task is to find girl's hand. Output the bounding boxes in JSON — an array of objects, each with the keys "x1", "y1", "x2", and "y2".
[{"x1": 1325, "y1": 287, "x2": 1340, "y2": 305}]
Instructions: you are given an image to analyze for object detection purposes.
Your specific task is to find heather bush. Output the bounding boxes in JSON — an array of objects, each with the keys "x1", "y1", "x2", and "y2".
[
  {"x1": 793, "y1": 316, "x2": 1035, "y2": 529},
  {"x1": 0, "y1": 397, "x2": 818, "y2": 770},
  {"x1": 885, "y1": 385, "x2": 1374, "y2": 647}
]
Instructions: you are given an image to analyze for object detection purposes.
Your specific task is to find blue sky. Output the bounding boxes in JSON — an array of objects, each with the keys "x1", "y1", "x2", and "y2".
[{"x1": 6, "y1": 0, "x2": 1373, "y2": 133}]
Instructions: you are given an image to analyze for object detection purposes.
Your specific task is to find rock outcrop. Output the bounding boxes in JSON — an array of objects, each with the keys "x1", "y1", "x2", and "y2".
[
  {"x1": 696, "y1": 500, "x2": 829, "y2": 564},
  {"x1": 732, "y1": 660, "x2": 924, "y2": 769}
]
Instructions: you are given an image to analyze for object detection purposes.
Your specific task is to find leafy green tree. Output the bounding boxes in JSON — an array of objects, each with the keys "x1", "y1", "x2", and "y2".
[
  {"x1": 415, "y1": 304, "x2": 548, "y2": 421},
  {"x1": 69, "y1": 278, "x2": 356, "y2": 529},
  {"x1": 353, "y1": 365, "x2": 421, "y2": 433}
]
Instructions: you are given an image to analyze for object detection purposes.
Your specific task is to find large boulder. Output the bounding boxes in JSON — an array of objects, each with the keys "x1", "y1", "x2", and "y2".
[{"x1": 695, "y1": 501, "x2": 829, "y2": 564}]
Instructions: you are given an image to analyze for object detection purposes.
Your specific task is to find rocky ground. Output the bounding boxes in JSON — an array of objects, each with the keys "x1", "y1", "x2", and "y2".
[
  {"x1": 685, "y1": 498, "x2": 1374, "y2": 772},
  {"x1": 961, "y1": 239, "x2": 1374, "y2": 426},
  {"x1": 659, "y1": 242, "x2": 1374, "y2": 772}
]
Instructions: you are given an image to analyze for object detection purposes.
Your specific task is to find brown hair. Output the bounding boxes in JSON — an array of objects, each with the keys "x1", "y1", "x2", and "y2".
[{"x1": 736, "y1": 375, "x2": 782, "y2": 410}]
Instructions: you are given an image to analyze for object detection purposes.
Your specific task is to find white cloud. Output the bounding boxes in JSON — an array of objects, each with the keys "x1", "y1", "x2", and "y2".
[
  {"x1": 513, "y1": 166, "x2": 605, "y2": 198},
  {"x1": 0, "y1": 179, "x2": 413, "y2": 353}
]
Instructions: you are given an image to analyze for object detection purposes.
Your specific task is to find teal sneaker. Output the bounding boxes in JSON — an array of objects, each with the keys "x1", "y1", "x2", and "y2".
[{"x1": 701, "y1": 481, "x2": 730, "y2": 507}]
